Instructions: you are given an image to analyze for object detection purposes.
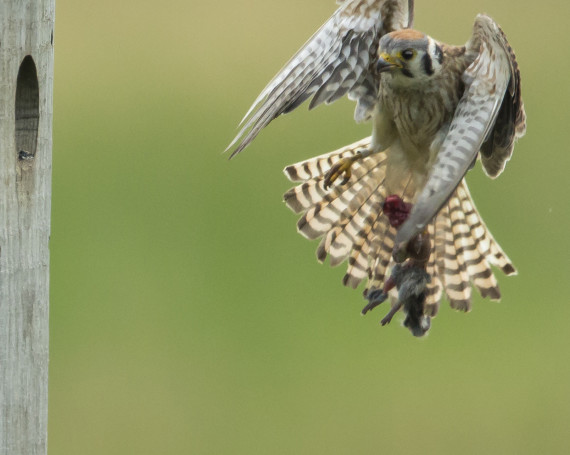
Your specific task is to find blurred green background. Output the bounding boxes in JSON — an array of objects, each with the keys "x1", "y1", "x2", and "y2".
[{"x1": 50, "y1": 0, "x2": 570, "y2": 453}]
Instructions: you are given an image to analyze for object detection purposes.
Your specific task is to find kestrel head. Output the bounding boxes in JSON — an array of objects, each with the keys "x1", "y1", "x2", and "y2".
[{"x1": 377, "y1": 29, "x2": 444, "y2": 84}]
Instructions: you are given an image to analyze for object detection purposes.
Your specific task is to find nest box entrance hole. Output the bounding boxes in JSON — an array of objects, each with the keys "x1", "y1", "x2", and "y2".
[{"x1": 15, "y1": 55, "x2": 39, "y2": 161}]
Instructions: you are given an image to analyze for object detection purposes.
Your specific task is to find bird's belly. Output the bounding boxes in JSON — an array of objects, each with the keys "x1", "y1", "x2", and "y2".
[
  {"x1": 394, "y1": 106, "x2": 442, "y2": 148},
  {"x1": 384, "y1": 139, "x2": 435, "y2": 201},
  {"x1": 383, "y1": 98, "x2": 449, "y2": 199}
]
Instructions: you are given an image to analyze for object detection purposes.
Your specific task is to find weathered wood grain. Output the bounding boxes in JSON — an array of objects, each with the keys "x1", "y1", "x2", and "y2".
[{"x1": 0, "y1": 1, "x2": 54, "y2": 453}]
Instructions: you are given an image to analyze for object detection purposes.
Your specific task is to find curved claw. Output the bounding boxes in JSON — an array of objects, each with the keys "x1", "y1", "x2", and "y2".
[{"x1": 323, "y1": 156, "x2": 358, "y2": 190}]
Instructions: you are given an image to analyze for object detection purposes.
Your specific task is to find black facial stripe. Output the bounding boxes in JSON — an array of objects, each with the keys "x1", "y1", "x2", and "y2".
[
  {"x1": 401, "y1": 68, "x2": 414, "y2": 78},
  {"x1": 435, "y1": 44, "x2": 443, "y2": 64},
  {"x1": 422, "y1": 53, "x2": 434, "y2": 76}
]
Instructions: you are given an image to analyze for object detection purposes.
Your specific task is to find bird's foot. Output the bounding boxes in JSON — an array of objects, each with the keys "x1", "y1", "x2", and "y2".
[
  {"x1": 361, "y1": 289, "x2": 388, "y2": 315},
  {"x1": 362, "y1": 289, "x2": 402, "y2": 326},
  {"x1": 380, "y1": 302, "x2": 403, "y2": 326},
  {"x1": 323, "y1": 152, "x2": 363, "y2": 189}
]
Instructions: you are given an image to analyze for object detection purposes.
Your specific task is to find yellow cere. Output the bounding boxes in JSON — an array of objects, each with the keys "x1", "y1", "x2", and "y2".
[{"x1": 380, "y1": 52, "x2": 403, "y2": 67}]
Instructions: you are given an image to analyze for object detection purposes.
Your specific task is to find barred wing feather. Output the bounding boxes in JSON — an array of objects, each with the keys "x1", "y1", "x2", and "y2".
[{"x1": 227, "y1": 0, "x2": 414, "y2": 157}]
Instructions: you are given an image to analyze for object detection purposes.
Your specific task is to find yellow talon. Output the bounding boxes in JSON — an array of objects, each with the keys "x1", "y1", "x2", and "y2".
[{"x1": 323, "y1": 155, "x2": 359, "y2": 190}]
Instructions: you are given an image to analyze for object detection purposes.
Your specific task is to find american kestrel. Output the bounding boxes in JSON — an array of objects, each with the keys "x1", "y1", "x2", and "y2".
[{"x1": 227, "y1": 0, "x2": 526, "y2": 335}]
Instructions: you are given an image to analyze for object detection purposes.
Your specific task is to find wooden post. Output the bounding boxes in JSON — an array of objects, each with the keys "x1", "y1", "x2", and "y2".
[{"x1": 0, "y1": 1, "x2": 54, "y2": 453}]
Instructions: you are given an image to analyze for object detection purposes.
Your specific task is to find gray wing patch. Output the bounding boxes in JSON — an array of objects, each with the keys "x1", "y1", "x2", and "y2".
[
  {"x1": 308, "y1": 29, "x2": 375, "y2": 109},
  {"x1": 396, "y1": 15, "x2": 514, "y2": 247}
]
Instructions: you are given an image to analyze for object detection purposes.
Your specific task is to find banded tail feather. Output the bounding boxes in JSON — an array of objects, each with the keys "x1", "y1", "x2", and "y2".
[{"x1": 284, "y1": 138, "x2": 516, "y2": 316}]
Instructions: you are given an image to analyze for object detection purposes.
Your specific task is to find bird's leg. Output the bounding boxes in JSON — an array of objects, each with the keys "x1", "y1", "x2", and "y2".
[
  {"x1": 323, "y1": 149, "x2": 373, "y2": 189},
  {"x1": 361, "y1": 274, "x2": 397, "y2": 315},
  {"x1": 360, "y1": 289, "x2": 388, "y2": 315},
  {"x1": 361, "y1": 290, "x2": 387, "y2": 315},
  {"x1": 380, "y1": 301, "x2": 403, "y2": 326}
]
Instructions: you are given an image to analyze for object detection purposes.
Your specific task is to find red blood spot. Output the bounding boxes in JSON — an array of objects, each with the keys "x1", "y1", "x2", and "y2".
[{"x1": 383, "y1": 195, "x2": 412, "y2": 228}]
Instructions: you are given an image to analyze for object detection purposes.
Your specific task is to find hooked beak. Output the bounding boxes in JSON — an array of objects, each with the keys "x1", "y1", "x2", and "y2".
[{"x1": 376, "y1": 52, "x2": 401, "y2": 73}]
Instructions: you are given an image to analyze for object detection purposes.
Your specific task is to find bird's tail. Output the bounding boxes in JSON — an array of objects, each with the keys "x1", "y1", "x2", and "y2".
[{"x1": 283, "y1": 137, "x2": 516, "y2": 315}]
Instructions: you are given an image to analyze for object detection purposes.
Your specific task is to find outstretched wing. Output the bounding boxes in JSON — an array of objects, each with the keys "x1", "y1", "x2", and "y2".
[
  {"x1": 227, "y1": 0, "x2": 414, "y2": 158},
  {"x1": 396, "y1": 14, "x2": 525, "y2": 247},
  {"x1": 479, "y1": 23, "x2": 526, "y2": 177}
]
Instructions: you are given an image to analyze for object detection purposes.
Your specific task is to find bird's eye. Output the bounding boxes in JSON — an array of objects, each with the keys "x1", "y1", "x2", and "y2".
[{"x1": 401, "y1": 49, "x2": 415, "y2": 60}]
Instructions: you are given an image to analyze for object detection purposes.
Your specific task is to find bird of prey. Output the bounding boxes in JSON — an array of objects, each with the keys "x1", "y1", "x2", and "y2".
[{"x1": 226, "y1": 0, "x2": 526, "y2": 331}]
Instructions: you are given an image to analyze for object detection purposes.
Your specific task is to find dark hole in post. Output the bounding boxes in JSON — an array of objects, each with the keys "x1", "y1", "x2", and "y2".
[{"x1": 15, "y1": 55, "x2": 39, "y2": 161}]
